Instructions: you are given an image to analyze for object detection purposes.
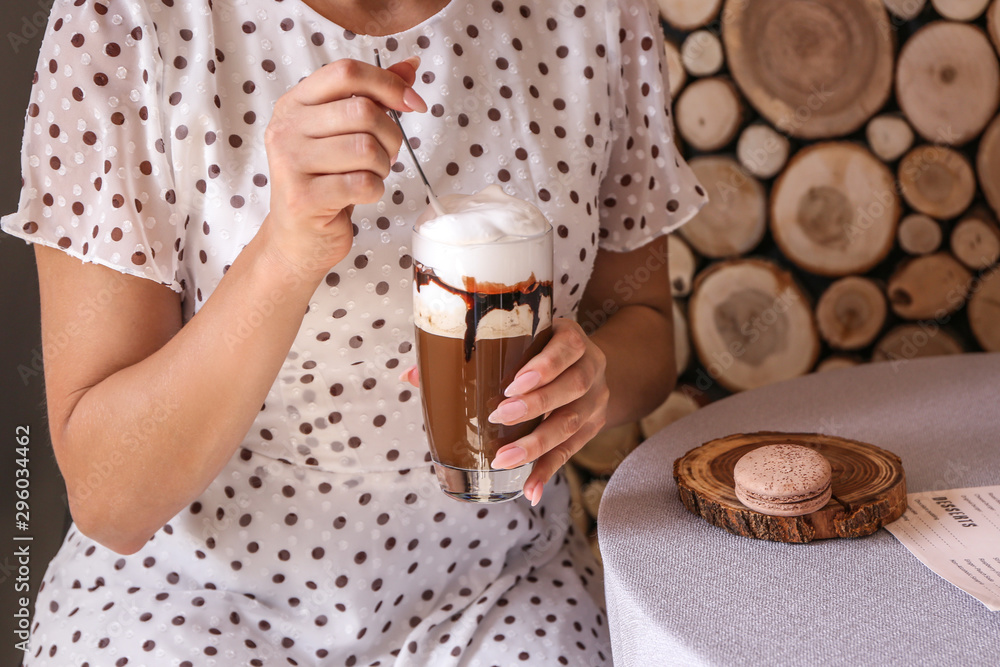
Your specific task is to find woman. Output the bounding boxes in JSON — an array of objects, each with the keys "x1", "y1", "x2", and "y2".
[{"x1": 4, "y1": 0, "x2": 705, "y2": 664}]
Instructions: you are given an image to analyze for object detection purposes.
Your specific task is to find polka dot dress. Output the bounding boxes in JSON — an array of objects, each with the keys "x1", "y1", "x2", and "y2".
[{"x1": 3, "y1": 1, "x2": 706, "y2": 665}]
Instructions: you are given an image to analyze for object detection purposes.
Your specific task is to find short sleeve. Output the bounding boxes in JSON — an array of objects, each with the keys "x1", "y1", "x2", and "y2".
[
  {"x1": 598, "y1": 0, "x2": 708, "y2": 252},
  {"x1": 1, "y1": 0, "x2": 182, "y2": 292}
]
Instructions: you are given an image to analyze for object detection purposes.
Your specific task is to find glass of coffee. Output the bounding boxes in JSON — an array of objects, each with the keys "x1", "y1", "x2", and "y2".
[{"x1": 412, "y1": 186, "x2": 553, "y2": 503}]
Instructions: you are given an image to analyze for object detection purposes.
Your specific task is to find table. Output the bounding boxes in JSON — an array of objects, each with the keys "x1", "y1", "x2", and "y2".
[{"x1": 599, "y1": 353, "x2": 1000, "y2": 667}]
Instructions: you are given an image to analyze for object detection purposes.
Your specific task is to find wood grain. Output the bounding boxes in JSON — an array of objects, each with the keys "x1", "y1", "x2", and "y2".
[
  {"x1": 723, "y1": 0, "x2": 893, "y2": 138},
  {"x1": 674, "y1": 432, "x2": 906, "y2": 543}
]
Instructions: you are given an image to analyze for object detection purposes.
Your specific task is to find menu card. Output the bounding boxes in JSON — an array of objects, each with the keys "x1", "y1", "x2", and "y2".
[{"x1": 884, "y1": 485, "x2": 1000, "y2": 612}]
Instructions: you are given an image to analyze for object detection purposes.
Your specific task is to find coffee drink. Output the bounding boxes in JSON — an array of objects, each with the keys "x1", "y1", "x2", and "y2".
[{"x1": 412, "y1": 186, "x2": 553, "y2": 502}]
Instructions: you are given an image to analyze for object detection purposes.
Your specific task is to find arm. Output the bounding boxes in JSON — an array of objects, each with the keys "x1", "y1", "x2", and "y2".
[
  {"x1": 39, "y1": 59, "x2": 424, "y2": 555},
  {"x1": 38, "y1": 232, "x2": 325, "y2": 555},
  {"x1": 581, "y1": 235, "x2": 676, "y2": 425}
]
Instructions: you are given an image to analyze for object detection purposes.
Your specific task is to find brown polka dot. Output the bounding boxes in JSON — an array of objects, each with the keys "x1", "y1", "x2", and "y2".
[
  {"x1": 132, "y1": 252, "x2": 146, "y2": 266},
  {"x1": 71, "y1": 33, "x2": 84, "y2": 47}
]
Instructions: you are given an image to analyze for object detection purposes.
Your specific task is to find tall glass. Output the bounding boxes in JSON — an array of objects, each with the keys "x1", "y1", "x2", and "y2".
[{"x1": 412, "y1": 225, "x2": 553, "y2": 503}]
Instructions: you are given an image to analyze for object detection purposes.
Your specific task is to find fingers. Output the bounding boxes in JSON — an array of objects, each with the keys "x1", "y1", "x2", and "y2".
[
  {"x1": 399, "y1": 365, "x2": 420, "y2": 388},
  {"x1": 491, "y1": 381, "x2": 607, "y2": 465},
  {"x1": 292, "y1": 171, "x2": 386, "y2": 215},
  {"x1": 522, "y1": 428, "x2": 598, "y2": 506},
  {"x1": 293, "y1": 58, "x2": 427, "y2": 112},
  {"x1": 385, "y1": 57, "x2": 419, "y2": 87},
  {"x1": 491, "y1": 325, "x2": 606, "y2": 427},
  {"x1": 296, "y1": 133, "x2": 393, "y2": 177},
  {"x1": 503, "y1": 319, "x2": 590, "y2": 398},
  {"x1": 299, "y1": 96, "x2": 404, "y2": 151}
]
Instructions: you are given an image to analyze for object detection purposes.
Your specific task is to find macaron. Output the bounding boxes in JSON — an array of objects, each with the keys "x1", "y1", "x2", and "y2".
[{"x1": 733, "y1": 444, "x2": 832, "y2": 517}]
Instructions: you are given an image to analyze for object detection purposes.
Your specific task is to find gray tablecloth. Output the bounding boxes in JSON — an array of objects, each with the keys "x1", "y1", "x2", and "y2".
[{"x1": 599, "y1": 353, "x2": 1000, "y2": 667}]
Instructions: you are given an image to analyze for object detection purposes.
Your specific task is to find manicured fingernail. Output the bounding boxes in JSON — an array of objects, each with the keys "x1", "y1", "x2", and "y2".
[
  {"x1": 488, "y1": 400, "x2": 527, "y2": 424},
  {"x1": 491, "y1": 446, "x2": 527, "y2": 469},
  {"x1": 398, "y1": 367, "x2": 413, "y2": 383},
  {"x1": 505, "y1": 371, "x2": 540, "y2": 398},
  {"x1": 402, "y1": 55, "x2": 421, "y2": 69},
  {"x1": 527, "y1": 482, "x2": 543, "y2": 506},
  {"x1": 403, "y1": 87, "x2": 427, "y2": 113}
]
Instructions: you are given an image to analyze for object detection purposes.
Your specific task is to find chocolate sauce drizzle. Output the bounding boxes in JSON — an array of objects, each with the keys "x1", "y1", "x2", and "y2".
[{"x1": 415, "y1": 262, "x2": 553, "y2": 361}]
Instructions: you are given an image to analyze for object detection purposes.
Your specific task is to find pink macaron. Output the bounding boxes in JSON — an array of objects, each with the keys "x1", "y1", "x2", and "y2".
[{"x1": 733, "y1": 444, "x2": 833, "y2": 517}]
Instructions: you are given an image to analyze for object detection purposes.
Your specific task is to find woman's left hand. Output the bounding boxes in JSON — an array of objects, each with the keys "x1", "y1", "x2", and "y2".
[
  {"x1": 402, "y1": 318, "x2": 609, "y2": 506},
  {"x1": 487, "y1": 318, "x2": 609, "y2": 505}
]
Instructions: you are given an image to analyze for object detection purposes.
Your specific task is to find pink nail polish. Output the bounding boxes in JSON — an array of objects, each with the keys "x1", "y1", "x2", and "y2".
[
  {"x1": 529, "y1": 483, "x2": 542, "y2": 506},
  {"x1": 487, "y1": 400, "x2": 527, "y2": 424},
  {"x1": 490, "y1": 446, "x2": 527, "y2": 470},
  {"x1": 505, "y1": 371, "x2": 541, "y2": 398},
  {"x1": 403, "y1": 87, "x2": 427, "y2": 113}
]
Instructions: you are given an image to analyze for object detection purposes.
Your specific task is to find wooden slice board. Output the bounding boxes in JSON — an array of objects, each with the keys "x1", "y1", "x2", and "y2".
[{"x1": 674, "y1": 432, "x2": 906, "y2": 543}]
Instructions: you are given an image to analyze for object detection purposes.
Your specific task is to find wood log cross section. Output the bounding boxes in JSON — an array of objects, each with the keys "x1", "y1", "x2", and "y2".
[
  {"x1": 688, "y1": 259, "x2": 819, "y2": 392},
  {"x1": 815, "y1": 276, "x2": 887, "y2": 350},
  {"x1": 674, "y1": 432, "x2": 907, "y2": 543},
  {"x1": 896, "y1": 21, "x2": 1000, "y2": 146},
  {"x1": 657, "y1": 0, "x2": 723, "y2": 31},
  {"x1": 681, "y1": 156, "x2": 767, "y2": 258},
  {"x1": 675, "y1": 77, "x2": 744, "y2": 152},
  {"x1": 887, "y1": 252, "x2": 973, "y2": 320},
  {"x1": 872, "y1": 323, "x2": 965, "y2": 362},
  {"x1": 866, "y1": 114, "x2": 915, "y2": 163},
  {"x1": 968, "y1": 267, "x2": 1000, "y2": 352},
  {"x1": 723, "y1": 0, "x2": 894, "y2": 139},
  {"x1": 883, "y1": 0, "x2": 927, "y2": 21},
  {"x1": 897, "y1": 214, "x2": 943, "y2": 256},
  {"x1": 951, "y1": 207, "x2": 1000, "y2": 270},
  {"x1": 771, "y1": 143, "x2": 900, "y2": 277},
  {"x1": 898, "y1": 145, "x2": 976, "y2": 220},
  {"x1": 979, "y1": 114, "x2": 1000, "y2": 219}
]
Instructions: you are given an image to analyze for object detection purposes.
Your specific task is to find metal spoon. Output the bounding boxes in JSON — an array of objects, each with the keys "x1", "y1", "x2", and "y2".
[{"x1": 374, "y1": 50, "x2": 446, "y2": 217}]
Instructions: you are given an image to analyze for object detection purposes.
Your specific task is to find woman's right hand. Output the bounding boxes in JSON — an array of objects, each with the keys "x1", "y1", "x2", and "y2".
[{"x1": 261, "y1": 56, "x2": 426, "y2": 276}]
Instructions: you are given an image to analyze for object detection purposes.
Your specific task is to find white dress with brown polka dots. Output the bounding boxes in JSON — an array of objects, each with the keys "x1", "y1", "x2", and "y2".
[{"x1": 3, "y1": 0, "x2": 706, "y2": 665}]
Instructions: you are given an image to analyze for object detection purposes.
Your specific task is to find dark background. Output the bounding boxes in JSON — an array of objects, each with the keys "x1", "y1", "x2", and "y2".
[{"x1": 1, "y1": 1, "x2": 69, "y2": 666}]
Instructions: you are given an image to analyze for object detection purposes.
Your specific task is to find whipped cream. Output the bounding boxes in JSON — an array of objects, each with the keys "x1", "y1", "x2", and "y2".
[
  {"x1": 415, "y1": 185, "x2": 551, "y2": 244},
  {"x1": 412, "y1": 186, "x2": 553, "y2": 341}
]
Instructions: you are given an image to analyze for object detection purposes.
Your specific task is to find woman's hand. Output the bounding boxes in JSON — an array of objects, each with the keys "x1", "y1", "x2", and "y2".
[
  {"x1": 260, "y1": 56, "x2": 427, "y2": 276},
  {"x1": 486, "y1": 319, "x2": 609, "y2": 505},
  {"x1": 401, "y1": 318, "x2": 610, "y2": 506}
]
